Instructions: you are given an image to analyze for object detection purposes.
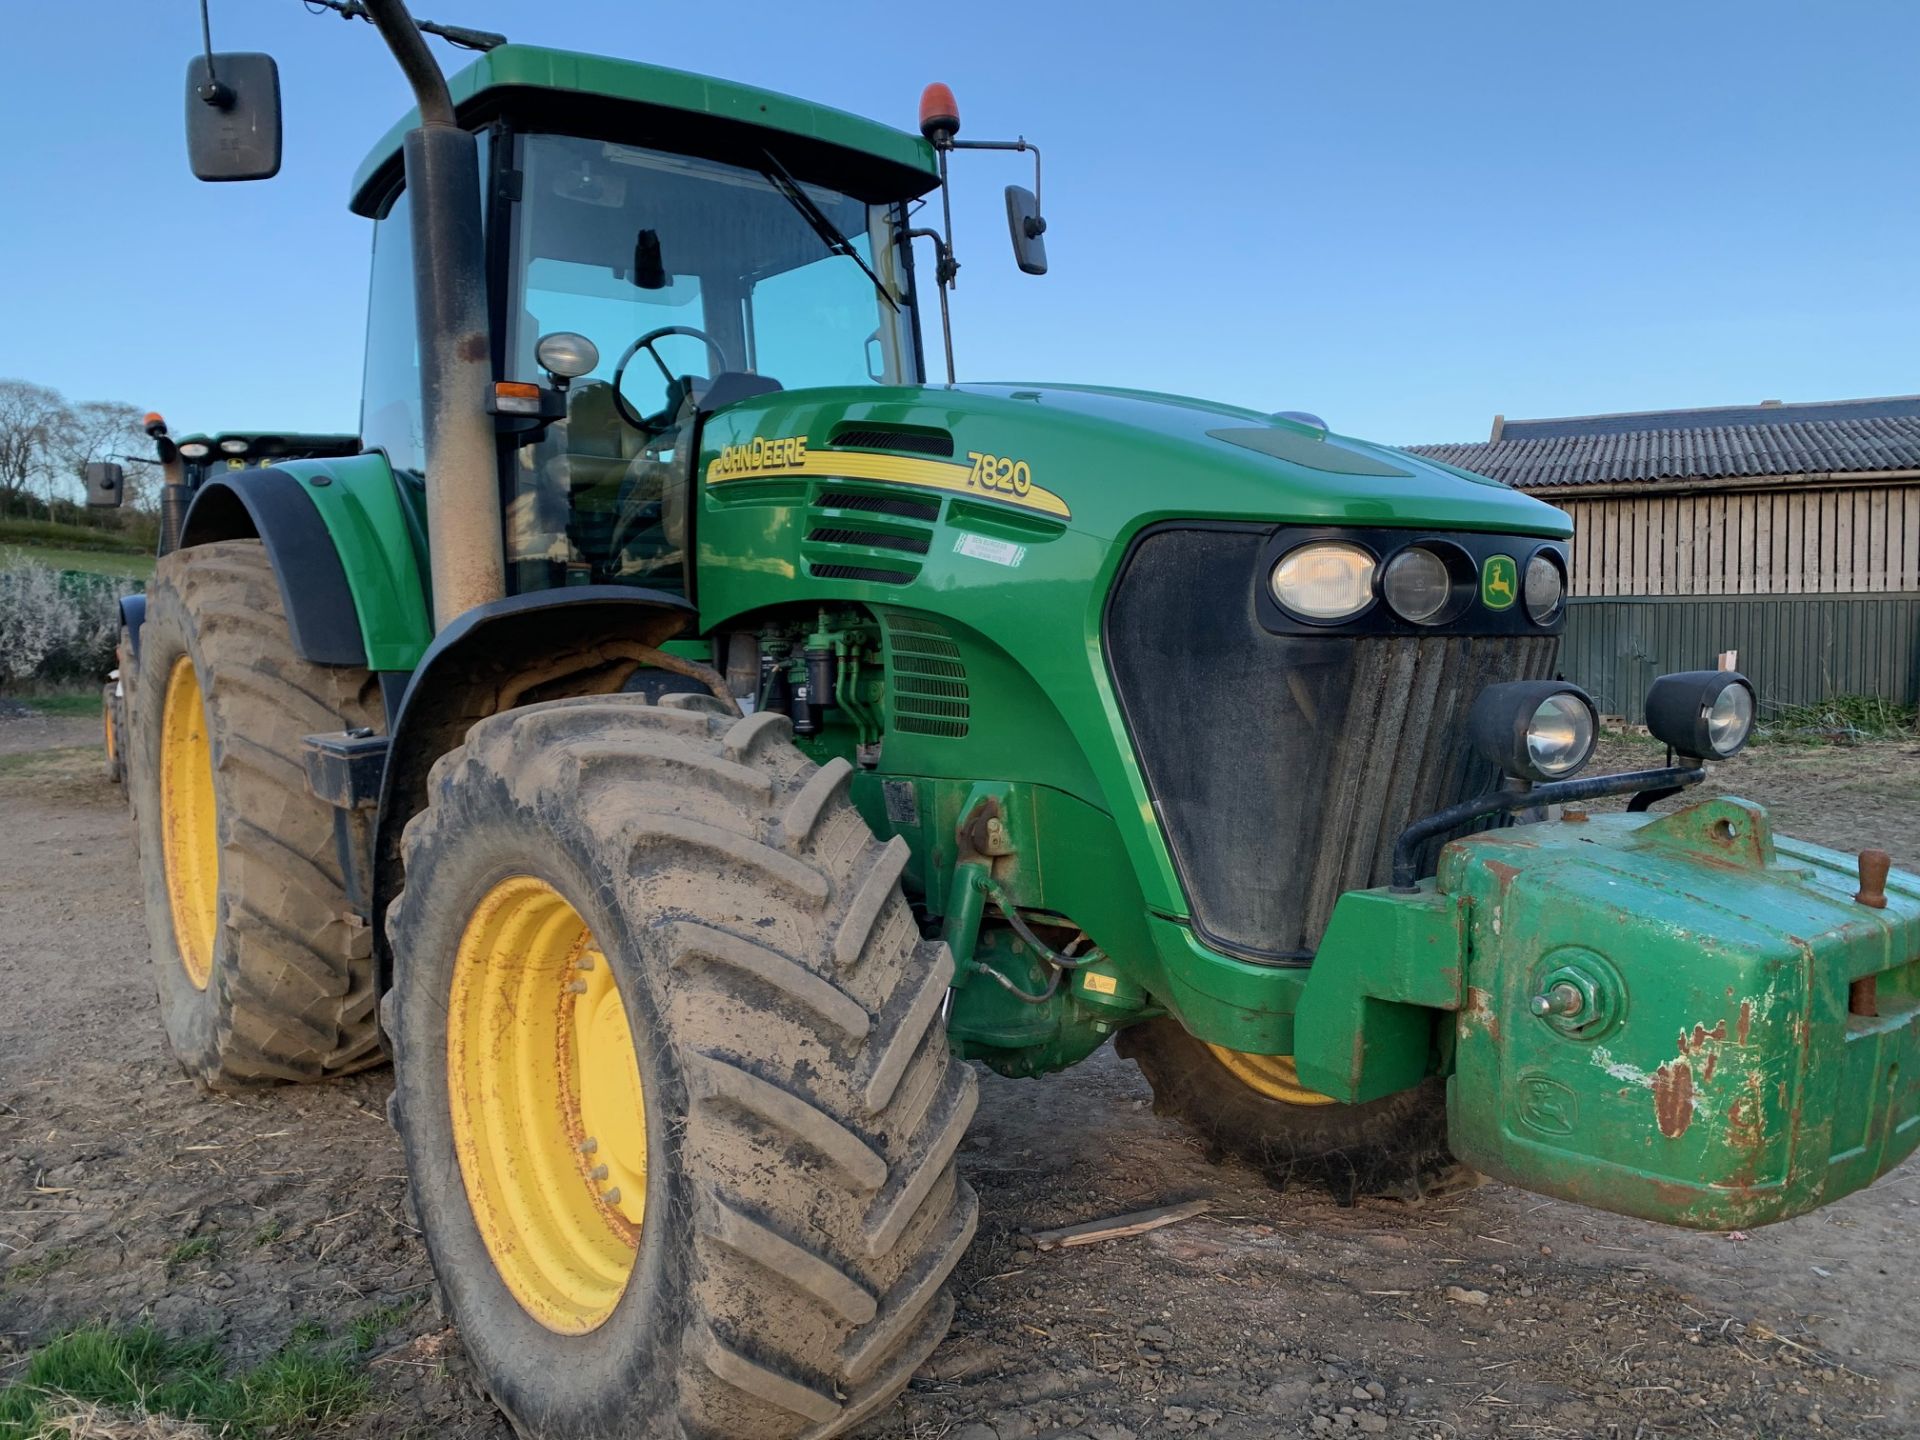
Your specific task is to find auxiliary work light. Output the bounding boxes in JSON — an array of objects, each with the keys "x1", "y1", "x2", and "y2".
[
  {"x1": 1469, "y1": 680, "x2": 1599, "y2": 783},
  {"x1": 1643, "y1": 671, "x2": 1757, "y2": 759}
]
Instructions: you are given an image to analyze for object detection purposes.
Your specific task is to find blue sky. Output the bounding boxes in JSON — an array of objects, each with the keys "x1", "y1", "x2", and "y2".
[{"x1": 2, "y1": 1, "x2": 1913, "y2": 446}]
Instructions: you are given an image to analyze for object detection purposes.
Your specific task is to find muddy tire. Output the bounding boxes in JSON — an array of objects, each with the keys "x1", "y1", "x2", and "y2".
[
  {"x1": 1117, "y1": 1018, "x2": 1457, "y2": 1199},
  {"x1": 131, "y1": 540, "x2": 385, "y2": 1087},
  {"x1": 386, "y1": 695, "x2": 979, "y2": 1440},
  {"x1": 102, "y1": 680, "x2": 125, "y2": 791}
]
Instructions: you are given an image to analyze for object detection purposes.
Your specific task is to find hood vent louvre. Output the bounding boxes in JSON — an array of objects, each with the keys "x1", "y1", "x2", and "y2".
[{"x1": 826, "y1": 425, "x2": 954, "y2": 457}]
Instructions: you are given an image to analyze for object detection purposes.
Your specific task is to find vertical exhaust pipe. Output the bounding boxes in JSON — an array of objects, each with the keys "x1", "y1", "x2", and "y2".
[{"x1": 360, "y1": 0, "x2": 504, "y2": 628}]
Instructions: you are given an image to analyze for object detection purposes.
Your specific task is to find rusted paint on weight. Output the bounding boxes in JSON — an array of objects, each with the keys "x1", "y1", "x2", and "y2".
[{"x1": 1653, "y1": 1058, "x2": 1694, "y2": 1138}]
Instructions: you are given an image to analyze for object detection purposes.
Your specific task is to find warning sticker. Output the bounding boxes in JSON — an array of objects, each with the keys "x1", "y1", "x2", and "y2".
[{"x1": 953, "y1": 533, "x2": 1027, "y2": 568}]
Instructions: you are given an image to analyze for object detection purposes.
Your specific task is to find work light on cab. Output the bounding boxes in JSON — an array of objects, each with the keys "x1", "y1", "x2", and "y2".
[
  {"x1": 1270, "y1": 541, "x2": 1376, "y2": 623},
  {"x1": 1469, "y1": 680, "x2": 1598, "y2": 783},
  {"x1": 176, "y1": 441, "x2": 210, "y2": 460},
  {"x1": 535, "y1": 330, "x2": 598, "y2": 382},
  {"x1": 1644, "y1": 670, "x2": 1757, "y2": 758}
]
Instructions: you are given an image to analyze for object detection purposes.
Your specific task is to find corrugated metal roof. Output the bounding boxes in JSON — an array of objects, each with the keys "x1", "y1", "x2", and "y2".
[
  {"x1": 1501, "y1": 394, "x2": 1920, "y2": 441},
  {"x1": 1410, "y1": 411, "x2": 1920, "y2": 489}
]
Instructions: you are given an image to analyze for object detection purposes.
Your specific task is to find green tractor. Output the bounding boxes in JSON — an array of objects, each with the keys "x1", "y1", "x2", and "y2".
[
  {"x1": 91, "y1": 417, "x2": 359, "y2": 797},
  {"x1": 132, "y1": 3, "x2": 1920, "y2": 1435}
]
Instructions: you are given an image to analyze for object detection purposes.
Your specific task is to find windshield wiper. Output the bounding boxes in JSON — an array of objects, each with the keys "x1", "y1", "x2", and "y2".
[{"x1": 760, "y1": 150, "x2": 899, "y2": 312}]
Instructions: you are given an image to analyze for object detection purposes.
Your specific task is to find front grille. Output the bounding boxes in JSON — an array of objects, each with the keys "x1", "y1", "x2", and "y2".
[{"x1": 1106, "y1": 527, "x2": 1557, "y2": 963}]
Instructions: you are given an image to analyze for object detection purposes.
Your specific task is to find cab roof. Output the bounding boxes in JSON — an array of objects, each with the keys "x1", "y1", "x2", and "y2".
[{"x1": 350, "y1": 44, "x2": 941, "y2": 216}]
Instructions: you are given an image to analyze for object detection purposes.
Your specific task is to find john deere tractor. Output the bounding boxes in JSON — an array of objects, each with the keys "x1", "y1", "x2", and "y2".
[
  {"x1": 130, "y1": 4, "x2": 1920, "y2": 1436},
  {"x1": 93, "y1": 418, "x2": 360, "y2": 797}
]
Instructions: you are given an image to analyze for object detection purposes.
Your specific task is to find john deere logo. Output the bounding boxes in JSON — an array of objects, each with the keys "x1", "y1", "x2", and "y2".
[{"x1": 1482, "y1": 554, "x2": 1518, "y2": 610}]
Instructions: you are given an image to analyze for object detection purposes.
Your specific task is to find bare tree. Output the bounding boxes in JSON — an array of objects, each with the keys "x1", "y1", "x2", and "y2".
[{"x1": 0, "y1": 380, "x2": 70, "y2": 519}]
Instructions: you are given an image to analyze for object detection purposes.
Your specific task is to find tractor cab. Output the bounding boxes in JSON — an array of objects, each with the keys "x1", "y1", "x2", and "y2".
[{"x1": 348, "y1": 47, "x2": 941, "y2": 595}]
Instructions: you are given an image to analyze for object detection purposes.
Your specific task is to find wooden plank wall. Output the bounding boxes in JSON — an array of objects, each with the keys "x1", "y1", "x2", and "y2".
[{"x1": 1556, "y1": 485, "x2": 1920, "y2": 597}]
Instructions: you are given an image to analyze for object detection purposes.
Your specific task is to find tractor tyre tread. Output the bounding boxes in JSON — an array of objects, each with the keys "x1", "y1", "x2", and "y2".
[
  {"x1": 133, "y1": 540, "x2": 383, "y2": 1088},
  {"x1": 386, "y1": 696, "x2": 977, "y2": 1440},
  {"x1": 1117, "y1": 1017, "x2": 1463, "y2": 1201}
]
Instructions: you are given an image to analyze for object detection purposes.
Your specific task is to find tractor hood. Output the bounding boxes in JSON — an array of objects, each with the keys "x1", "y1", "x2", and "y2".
[{"x1": 701, "y1": 382, "x2": 1570, "y2": 544}]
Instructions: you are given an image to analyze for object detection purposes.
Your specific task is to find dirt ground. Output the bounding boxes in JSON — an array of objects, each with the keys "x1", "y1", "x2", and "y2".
[{"x1": 4, "y1": 713, "x2": 1920, "y2": 1439}]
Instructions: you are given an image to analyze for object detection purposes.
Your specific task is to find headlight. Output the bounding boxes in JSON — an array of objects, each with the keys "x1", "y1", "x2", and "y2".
[
  {"x1": 1524, "y1": 552, "x2": 1565, "y2": 624},
  {"x1": 178, "y1": 442, "x2": 210, "y2": 460},
  {"x1": 1469, "y1": 680, "x2": 1599, "y2": 783},
  {"x1": 1270, "y1": 541, "x2": 1376, "y2": 622},
  {"x1": 218, "y1": 438, "x2": 249, "y2": 456},
  {"x1": 1644, "y1": 671, "x2": 1756, "y2": 758},
  {"x1": 1381, "y1": 546, "x2": 1453, "y2": 625}
]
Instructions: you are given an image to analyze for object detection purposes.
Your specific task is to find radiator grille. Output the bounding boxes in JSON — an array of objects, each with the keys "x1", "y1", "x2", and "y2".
[
  {"x1": 1106, "y1": 527, "x2": 1557, "y2": 962},
  {"x1": 883, "y1": 612, "x2": 971, "y2": 737}
]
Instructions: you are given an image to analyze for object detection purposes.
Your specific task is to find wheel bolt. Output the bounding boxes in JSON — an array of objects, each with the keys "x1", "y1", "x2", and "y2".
[
  {"x1": 576, "y1": 955, "x2": 596, "y2": 971},
  {"x1": 588, "y1": 1163, "x2": 609, "y2": 1181},
  {"x1": 602, "y1": 1187, "x2": 622, "y2": 1205},
  {"x1": 568, "y1": 980, "x2": 588, "y2": 994},
  {"x1": 578, "y1": 1137, "x2": 598, "y2": 1154}
]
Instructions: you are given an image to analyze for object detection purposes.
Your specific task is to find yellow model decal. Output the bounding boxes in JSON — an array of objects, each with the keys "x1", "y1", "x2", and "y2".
[{"x1": 706, "y1": 435, "x2": 1070, "y2": 520}]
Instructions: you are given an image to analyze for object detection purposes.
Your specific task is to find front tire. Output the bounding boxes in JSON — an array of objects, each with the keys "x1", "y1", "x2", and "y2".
[
  {"x1": 132, "y1": 540, "x2": 385, "y2": 1087},
  {"x1": 387, "y1": 695, "x2": 978, "y2": 1439},
  {"x1": 1118, "y1": 1018, "x2": 1455, "y2": 1199}
]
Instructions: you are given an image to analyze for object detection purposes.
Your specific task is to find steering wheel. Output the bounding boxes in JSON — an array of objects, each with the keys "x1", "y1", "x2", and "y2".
[{"x1": 611, "y1": 325, "x2": 735, "y2": 429}]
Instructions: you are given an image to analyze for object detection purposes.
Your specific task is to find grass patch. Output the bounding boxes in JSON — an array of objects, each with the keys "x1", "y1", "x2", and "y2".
[
  {"x1": 3, "y1": 1247, "x2": 76, "y2": 1287},
  {"x1": 162, "y1": 1238, "x2": 216, "y2": 1270},
  {"x1": 5, "y1": 689, "x2": 101, "y2": 717},
  {"x1": 1757, "y1": 694, "x2": 1919, "y2": 746},
  {"x1": 0, "y1": 518, "x2": 150, "y2": 556},
  {"x1": 0, "y1": 545, "x2": 154, "y2": 581},
  {"x1": 246, "y1": 1220, "x2": 282, "y2": 1250},
  {"x1": 0, "y1": 748, "x2": 95, "y2": 778},
  {"x1": 0, "y1": 1322, "x2": 375, "y2": 1439}
]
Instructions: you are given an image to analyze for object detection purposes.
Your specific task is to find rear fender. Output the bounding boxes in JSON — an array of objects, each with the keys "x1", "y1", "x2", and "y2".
[{"x1": 178, "y1": 454, "x2": 431, "y2": 672}]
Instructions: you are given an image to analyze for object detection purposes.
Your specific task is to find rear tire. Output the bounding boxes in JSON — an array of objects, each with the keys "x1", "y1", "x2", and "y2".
[
  {"x1": 1117, "y1": 1018, "x2": 1456, "y2": 1199},
  {"x1": 132, "y1": 540, "x2": 385, "y2": 1087},
  {"x1": 387, "y1": 695, "x2": 978, "y2": 1439}
]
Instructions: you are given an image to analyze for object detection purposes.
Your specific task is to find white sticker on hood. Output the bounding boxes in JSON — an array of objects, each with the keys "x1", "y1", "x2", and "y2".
[{"x1": 953, "y1": 533, "x2": 1026, "y2": 568}]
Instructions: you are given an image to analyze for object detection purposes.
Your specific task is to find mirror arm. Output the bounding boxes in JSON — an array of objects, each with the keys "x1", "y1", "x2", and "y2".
[
  {"x1": 902, "y1": 228, "x2": 957, "y2": 385},
  {"x1": 950, "y1": 137, "x2": 1043, "y2": 233}
]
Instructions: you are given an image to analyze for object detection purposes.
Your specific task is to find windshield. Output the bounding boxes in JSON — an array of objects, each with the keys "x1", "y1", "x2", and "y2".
[{"x1": 504, "y1": 132, "x2": 920, "y2": 593}]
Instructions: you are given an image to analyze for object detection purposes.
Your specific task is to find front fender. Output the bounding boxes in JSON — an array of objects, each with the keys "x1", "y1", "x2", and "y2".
[{"x1": 367, "y1": 587, "x2": 699, "y2": 1006}]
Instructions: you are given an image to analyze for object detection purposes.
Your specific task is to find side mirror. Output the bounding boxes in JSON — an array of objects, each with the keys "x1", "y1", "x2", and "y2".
[
  {"x1": 1004, "y1": 185, "x2": 1048, "y2": 275},
  {"x1": 185, "y1": 53, "x2": 283, "y2": 182},
  {"x1": 85, "y1": 462, "x2": 126, "y2": 509}
]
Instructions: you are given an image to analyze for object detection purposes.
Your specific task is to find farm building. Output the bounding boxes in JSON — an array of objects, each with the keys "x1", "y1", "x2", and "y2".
[{"x1": 1410, "y1": 395, "x2": 1920, "y2": 720}]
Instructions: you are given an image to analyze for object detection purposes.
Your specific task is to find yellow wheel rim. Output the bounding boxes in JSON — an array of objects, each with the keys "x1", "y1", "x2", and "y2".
[
  {"x1": 448, "y1": 875, "x2": 646, "y2": 1334},
  {"x1": 1205, "y1": 1045, "x2": 1339, "y2": 1106},
  {"x1": 159, "y1": 657, "x2": 218, "y2": 990}
]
